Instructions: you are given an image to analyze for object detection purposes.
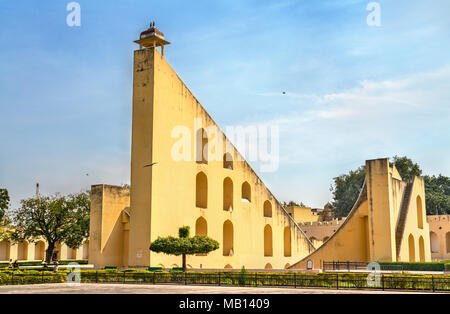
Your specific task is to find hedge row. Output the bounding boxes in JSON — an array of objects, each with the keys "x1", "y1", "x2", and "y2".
[
  {"x1": 375, "y1": 261, "x2": 450, "y2": 272},
  {"x1": 0, "y1": 269, "x2": 448, "y2": 291},
  {"x1": 0, "y1": 270, "x2": 66, "y2": 285},
  {"x1": 77, "y1": 270, "x2": 450, "y2": 291}
]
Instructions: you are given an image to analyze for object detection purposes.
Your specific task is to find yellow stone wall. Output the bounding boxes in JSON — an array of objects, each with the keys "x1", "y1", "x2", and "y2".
[
  {"x1": 427, "y1": 215, "x2": 450, "y2": 261},
  {"x1": 88, "y1": 184, "x2": 130, "y2": 267},
  {"x1": 123, "y1": 47, "x2": 314, "y2": 269},
  {"x1": 286, "y1": 205, "x2": 320, "y2": 223}
]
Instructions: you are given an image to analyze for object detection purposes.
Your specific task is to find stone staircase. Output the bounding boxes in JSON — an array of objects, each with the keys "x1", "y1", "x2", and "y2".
[{"x1": 395, "y1": 181, "x2": 413, "y2": 260}]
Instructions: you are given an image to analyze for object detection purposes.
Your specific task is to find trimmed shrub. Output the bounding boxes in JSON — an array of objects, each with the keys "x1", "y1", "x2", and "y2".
[{"x1": 376, "y1": 261, "x2": 447, "y2": 272}]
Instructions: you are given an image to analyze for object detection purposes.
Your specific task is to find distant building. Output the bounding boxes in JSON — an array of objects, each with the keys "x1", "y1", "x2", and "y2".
[{"x1": 427, "y1": 215, "x2": 450, "y2": 261}]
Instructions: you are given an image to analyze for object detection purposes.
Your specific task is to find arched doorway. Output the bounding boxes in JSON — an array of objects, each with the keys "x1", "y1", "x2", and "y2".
[
  {"x1": 195, "y1": 217, "x2": 208, "y2": 256},
  {"x1": 430, "y1": 232, "x2": 438, "y2": 253},
  {"x1": 241, "y1": 182, "x2": 251, "y2": 202},
  {"x1": 283, "y1": 227, "x2": 291, "y2": 257},
  {"x1": 67, "y1": 247, "x2": 77, "y2": 260},
  {"x1": 34, "y1": 241, "x2": 45, "y2": 260},
  {"x1": 196, "y1": 172, "x2": 208, "y2": 208},
  {"x1": 223, "y1": 153, "x2": 233, "y2": 170},
  {"x1": 408, "y1": 234, "x2": 415, "y2": 262},
  {"x1": 223, "y1": 220, "x2": 234, "y2": 256},
  {"x1": 263, "y1": 201, "x2": 272, "y2": 218},
  {"x1": 0, "y1": 241, "x2": 10, "y2": 261},
  {"x1": 416, "y1": 196, "x2": 423, "y2": 229},
  {"x1": 419, "y1": 236, "x2": 425, "y2": 262},
  {"x1": 17, "y1": 241, "x2": 28, "y2": 260},
  {"x1": 195, "y1": 217, "x2": 208, "y2": 236},
  {"x1": 83, "y1": 241, "x2": 89, "y2": 259},
  {"x1": 264, "y1": 225, "x2": 273, "y2": 257},
  {"x1": 223, "y1": 177, "x2": 233, "y2": 211}
]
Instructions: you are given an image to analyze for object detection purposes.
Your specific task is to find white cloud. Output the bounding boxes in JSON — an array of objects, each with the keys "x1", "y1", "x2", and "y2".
[{"x1": 233, "y1": 67, "x2": 450, "y2": 207}]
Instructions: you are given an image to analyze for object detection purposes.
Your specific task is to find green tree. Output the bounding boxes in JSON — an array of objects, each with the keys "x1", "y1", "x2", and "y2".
[
  {"x1": 330, "y1": 166, "x2": 366, "y2": 219},
  {"x1": 392, "y1": 156, "x2": 422, "y2": 180},
  {"x1": 8, "y1": 191, "x2": 90, "y2": 263},
  {"x1": 0, "y1": 188, "x2": 10, "y2": 222},
  {"x1": 424, "y1": 175, "x2": 450, "y2": 215},
  {"x1": 150, "y1": 226, "x2": 219, "y2": 271}
]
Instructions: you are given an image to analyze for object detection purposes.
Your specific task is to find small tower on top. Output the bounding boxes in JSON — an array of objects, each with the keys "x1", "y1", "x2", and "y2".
[{"x1": 134, "y1": 21, "x2": 170, "y2": 56}]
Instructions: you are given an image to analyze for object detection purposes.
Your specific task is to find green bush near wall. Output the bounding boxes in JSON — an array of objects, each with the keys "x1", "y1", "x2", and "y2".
[
  {"x1": 0, "y1": 270, "x2": 66, "y2": 285},
  {"x1": 376, "y1": 261, "x2": 449, "y2": 272}
]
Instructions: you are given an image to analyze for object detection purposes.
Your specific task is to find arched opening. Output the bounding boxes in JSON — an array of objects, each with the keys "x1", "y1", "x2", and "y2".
[
  {"x1": 54, "y1": 242, "x2": 62, "y2": 261},
  {"x1": 408, "y1": 234, "x2": 415, "y2": 262},
  {"x1": 264, "y1": 225, "x2": 273, "y2": 257},
  {"x1": 223, "y1": 220, "x2": 234, "y2": 256},
  {"x1": 196, "y1": 128, "x2": 208, "y2": 164},
  {"x1": 17, "y1": 241, "x2": 28, "y2": 260},
  {"x1": 158, "y1": 264, "x2": 165, "y2": 269},
  {"x1": 171, "y1": 264, "x2": 179, "y2": 268},
  {"x1": 83, "y1": 241, "x2": 89, "y2": 259},
  {"x1": 241, "y1": 182, "x2": 251, "y2": 203},
  {"x1": 416, "y1": 196, "x2": 423, "y2": 229},
  {"x1": 195, "y1": 217, "x2": 208, "y2": 256},
  {"x1": 223, "y1": 153, "x2": 233, "y2": 170},
  {"x1": 67, "y1": 247, "x2": 77, "y2": 260},
  {"x1": 419, "y1": 236, "x2": 425, "y2": 262},
  {"x1": 284, "y1": 263, "x2": 291, "y2": 269},
  {"x1": 223, "y1": 177, "x2": 233, "y2": 211},
  {"x1": 430, "y1": 232, "x2": 438, "y2": 253},
  {"x1": 34, "y1": 241, "x2": 45, "y2": 260},
  {"x1": 284, "y1": 227, "x2": 291, "y2": 257},
  {"x1": 0, "y1": 241, "x2": 10, "y2": 261},
  {"x1": 263, "y1": 200, "x2": 272, "y2": 218},
  {"x1": 196, "y1": 172, "x2": 208, "y2": 208},
  {"x1": 195, "y1": 217, "x2": 208, "y2": 236},
  {"x1": 446, "y1": 232, "x2": 450, "y2": 253},
  {"x1": 224, "y1": 264, "x2": 233, "y2": 269},
  {"x1": 264, "y1": 263, "x2": 273, "y2": 270}
]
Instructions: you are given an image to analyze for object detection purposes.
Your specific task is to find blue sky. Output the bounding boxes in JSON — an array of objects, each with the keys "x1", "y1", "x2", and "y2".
[{"x1": 1, "y1": 0, "x2": 449, "y2": 208}]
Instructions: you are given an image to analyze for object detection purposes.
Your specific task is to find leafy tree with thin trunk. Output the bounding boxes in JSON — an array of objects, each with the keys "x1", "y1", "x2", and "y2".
[
  {"x1": 8, "y1": 191, "x2": 90, "y2": 263},
  {"x1": 150, "y1": 226, "x2": 219, "y2": 271}
]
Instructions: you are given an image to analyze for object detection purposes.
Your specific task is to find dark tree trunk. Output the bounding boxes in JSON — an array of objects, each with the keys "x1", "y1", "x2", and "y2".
[
  {"x1": 182, "y1": 254, "x2": 186, "y2": 272},
  {"x1": 45, "y1": 242, "x2": 55, "y2": 264}
]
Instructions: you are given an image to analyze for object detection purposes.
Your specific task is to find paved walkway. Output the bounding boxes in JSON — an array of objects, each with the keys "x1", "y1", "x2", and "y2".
[{"x1": 0, "y1": 283, "x2": 431, "y2": 294}]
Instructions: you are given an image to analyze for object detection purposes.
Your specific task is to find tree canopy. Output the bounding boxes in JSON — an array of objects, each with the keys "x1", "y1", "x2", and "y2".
[
  {"x1": 331, "y1": 156, "x2": 450, "y2": 218},
  {"x1": 8, "y1": 191, "x2": 90, "y2": 262},
  {"x1": 150, "y1": 226, "x2": 219, "y2": 271},
  {"x1": 424, "y1": 175, "x2": 450, "y2": 215},
  {"x1": 0, "y1": 188, "x2": 10, "y2": 222},
  {"x1": 330, "y1": 166, "x2": 366, "y2": 219}
]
